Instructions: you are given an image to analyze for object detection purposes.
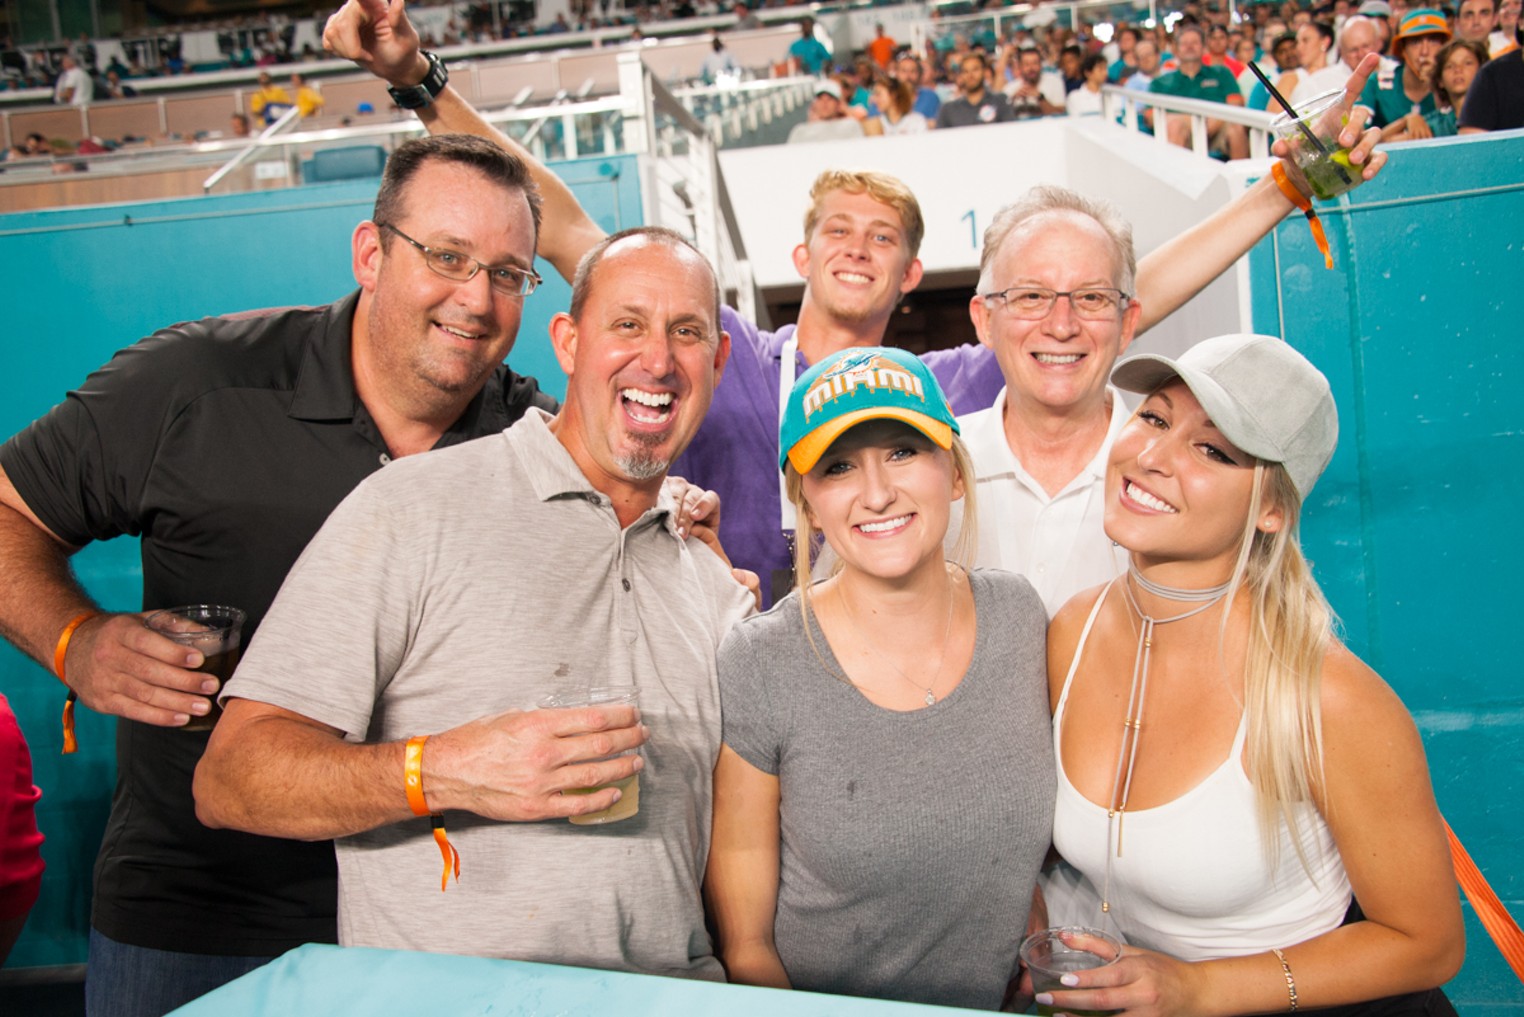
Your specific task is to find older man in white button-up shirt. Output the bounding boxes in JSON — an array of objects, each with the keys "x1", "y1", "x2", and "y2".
[{"x1": 950, "y1": 187, "x2": 1141, "y2": 616}]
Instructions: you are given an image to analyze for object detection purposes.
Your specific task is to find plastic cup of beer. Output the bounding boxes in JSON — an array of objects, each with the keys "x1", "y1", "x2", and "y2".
[
  {"x1": 1270, "y1": 89, "x2": 1359, "y2": 202},
  {"x1": 145, "y1": 604, "x2": 246, "y2": 732},
  {"x1": 539, "y1": 685, "x2": 641, "y2": 826},
  {"x1": 1020, "y1": 926, "x2": 1123, "y2": 1017}
]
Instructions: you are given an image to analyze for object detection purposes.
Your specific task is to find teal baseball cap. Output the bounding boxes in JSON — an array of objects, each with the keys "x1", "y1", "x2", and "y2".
[{"x1": 779, "y1": 346, "x2": 959, "y2": 474}]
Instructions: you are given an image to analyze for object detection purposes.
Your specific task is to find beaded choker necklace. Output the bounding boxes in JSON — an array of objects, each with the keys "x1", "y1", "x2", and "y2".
[{"x1": 1100, "y1": 563, "x2": 1233, "y2": 921}]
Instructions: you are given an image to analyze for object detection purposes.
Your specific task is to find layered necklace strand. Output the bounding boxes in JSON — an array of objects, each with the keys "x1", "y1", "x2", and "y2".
[
  {"x1": 838, "y1": 568, "x2": 957, "y2": 707},
  {"x1": 1100, "y1": 563, "x2": 1233, "y2": 919}
]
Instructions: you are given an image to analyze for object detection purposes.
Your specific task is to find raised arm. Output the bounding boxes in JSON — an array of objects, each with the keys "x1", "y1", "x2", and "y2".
[
  {"x1": 705, "y1": 744, "x2": 790, "y2": 989},
  {"x1": 0, "y1": 466, "x2": 217, "y2": 728},
  {"x1": 323, "y1": 0, "x2": 606, "y2": 282},
  {"x1": 194, "y1": 696, "x2": 647, "y2": 839},
  {"x1": 1133, "y1": 54, "x2": 1388, "y2": 333}
]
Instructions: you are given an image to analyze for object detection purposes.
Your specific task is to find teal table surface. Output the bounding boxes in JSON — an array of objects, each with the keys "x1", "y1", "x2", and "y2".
[{"x1": 168, "y1": 944, "x2": 985, "y2": 1016}]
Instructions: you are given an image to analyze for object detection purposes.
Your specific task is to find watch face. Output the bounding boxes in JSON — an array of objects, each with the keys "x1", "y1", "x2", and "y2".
[{"x1": 390, "y1": 53, "x2": 446, "y2": 109}]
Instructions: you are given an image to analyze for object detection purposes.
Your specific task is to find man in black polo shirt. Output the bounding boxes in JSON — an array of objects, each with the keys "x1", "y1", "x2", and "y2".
[{"x1": 0, "y1": 134, "x2": 566, "y2": 1016}]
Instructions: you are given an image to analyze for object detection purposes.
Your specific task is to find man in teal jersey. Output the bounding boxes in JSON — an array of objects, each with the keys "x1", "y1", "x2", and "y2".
[
  {"x1": 787, "y1": 17, "x2": 832, "y2": 76},
  {"x1": 1150, "y1": 23, "x2": 1250, "y2": 158}
]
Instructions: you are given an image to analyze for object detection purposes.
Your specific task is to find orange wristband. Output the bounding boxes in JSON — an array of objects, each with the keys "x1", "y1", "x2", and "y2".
[
  {"x1": 1272, "y1": 162, "x2": 1334, "y2": 271},
  {"x1": 62, "y1": 692, "x2": 79, "y2": 755},
  {"x1": 403, "y1": 734, "x2": 461, "y2": 891},
  {"x1": 54, "y1": 611, "x2": 100, "y2": 683},
  {"x1": 54, "y1": 612, "x2": 100, "y2": 756},
  {"x1": 432, "y1": 815, "x2": 461, "y2": 893},
  {"x1": 404, "y1": 735, "x2": 430, "y2": 816}
]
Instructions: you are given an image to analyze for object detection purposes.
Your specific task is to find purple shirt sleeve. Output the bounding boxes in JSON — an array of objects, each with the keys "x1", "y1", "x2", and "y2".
[
  {"x1": 921, "y1": 343, "x2": 1004, "y2": 415},
  {"x1": 673, "y1": 309, "x2": 799, "y2": 607}
]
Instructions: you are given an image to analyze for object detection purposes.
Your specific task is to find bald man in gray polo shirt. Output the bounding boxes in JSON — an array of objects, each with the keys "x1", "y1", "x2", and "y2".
[{"x1": 194, "y1": 227, "x2": 753, "y2": 976}]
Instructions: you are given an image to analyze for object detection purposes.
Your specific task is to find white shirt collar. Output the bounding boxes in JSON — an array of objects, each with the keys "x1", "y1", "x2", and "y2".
[{"x1": 964, "y1": 386, "x2": 1131, "y2": 497}]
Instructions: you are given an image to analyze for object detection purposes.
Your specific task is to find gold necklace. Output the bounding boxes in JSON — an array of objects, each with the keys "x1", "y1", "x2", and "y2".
[
  {"x1": 835, "y1": 567, "x2": 958, "y2": 707},
  {"x1": 1099, "y1": 565, "x2": 1231, "y2": 918}
]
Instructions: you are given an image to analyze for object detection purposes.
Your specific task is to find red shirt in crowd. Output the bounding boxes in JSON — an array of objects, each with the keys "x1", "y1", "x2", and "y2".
[{"x1": 1, "y1": 694, "x2": 44, "y2": 925}]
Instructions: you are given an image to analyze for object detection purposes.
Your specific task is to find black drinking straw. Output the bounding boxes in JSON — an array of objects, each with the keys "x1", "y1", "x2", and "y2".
[{"x1": 1249, "y1": 61, "x2": 1352, "y2": 187}]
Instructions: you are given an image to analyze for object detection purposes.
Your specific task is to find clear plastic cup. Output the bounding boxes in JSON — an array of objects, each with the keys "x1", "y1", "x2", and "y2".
[
  {"x1": 1271, "y1": 89, "x2": 1359, "y2": 202},
  {"x1": 145, "y1": 604, "x2": 246, "y2": 732},
  {"x1": 1020, "y1": 925, "x2": 1123, "y2": 1016},
  {"x1": 539, "y1": 686, "x2": 641, "y2": 825}
]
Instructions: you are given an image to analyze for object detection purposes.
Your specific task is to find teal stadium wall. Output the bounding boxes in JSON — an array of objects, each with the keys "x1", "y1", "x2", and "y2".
[
  {"x1": 1, "y1": 129, "x2": 1521, "y2": 1013},
  {"x1": 0, "y1": 152, "x2": 642, "y2": 972},
  {"x1": 1248, "y1": 128, "x2": 1524, "y2": 1013}
]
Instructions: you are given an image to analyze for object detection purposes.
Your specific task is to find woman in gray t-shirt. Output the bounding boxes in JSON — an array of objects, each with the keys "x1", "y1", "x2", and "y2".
[{"x1": 705, "y1": 348, "x2": 1054, "y2": 1009}]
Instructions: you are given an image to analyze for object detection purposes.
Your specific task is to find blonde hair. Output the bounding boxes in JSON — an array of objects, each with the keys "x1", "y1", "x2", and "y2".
[
  {"x1": 784, "y1": 432, "x2": 978, "y2": 640},
  {"x1": 1221, "y1": 463, "x2": 1336, "y2": 870},
  {"x1": 803, "y1": 170, "x2": 927, "y2": 259}
]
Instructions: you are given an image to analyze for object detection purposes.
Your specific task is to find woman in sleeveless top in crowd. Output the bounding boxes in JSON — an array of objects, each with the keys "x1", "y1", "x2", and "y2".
[
  {"x1": 705, "y1": 348, "x2": 1053, "y2": 1009},
  {"x1": 864, "y1": 76, "x2": 930, "y2": 136},
  {"x1": 1042, "y1": 334, "x2": 1463, "y2": 1016}
]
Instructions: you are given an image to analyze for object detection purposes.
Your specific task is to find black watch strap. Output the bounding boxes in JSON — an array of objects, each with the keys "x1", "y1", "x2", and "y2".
[{"x1": 388, "y1": 51, "x2": 448, "y2": 110}]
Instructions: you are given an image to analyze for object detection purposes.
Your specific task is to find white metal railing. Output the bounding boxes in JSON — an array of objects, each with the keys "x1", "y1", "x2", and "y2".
[
  {"x1": 1, "y1": 24, "x2": 798, "y2": 152},
  {"x1": 671, "y1": 77, "x2": 817, "y2": 147},
  {"x1": 2, "y1": 76, "x2": 815, "y2": 199},
  {"x1": 0, "y1": 96, "x2": 631, "y2": 202},
  {"x1": 1, "y1": 8, "x2": 801, "y2": 107},
  {"x1": 913, "y1": 0, "x2": 1167, "y2": 59},
  {"x1": 2, "y1": 50, "x2": 770, "y2": 319},
  {"x1": 633, "y1": 53, "x2": 760, "y2": 325},
  {"x1": 0, "y1": 134, "x2": 254, "y2": 183},
  {"x1": 921, "y1": 0, "x2": 1250, "y2": 29},
  {"x1": 1102, "y1": 84, "x2": 1276, "y2": 160},
  {"x1": 201, "y1": 104, "x2": 301, "y2": 192}
]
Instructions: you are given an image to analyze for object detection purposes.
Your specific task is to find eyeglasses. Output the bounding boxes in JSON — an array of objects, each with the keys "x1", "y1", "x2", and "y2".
[
  {"x1": 980, "y1": 286, "x2": 1132, "y2": 321},
  {"x1": 378, "y1": 223, "x2": 542, "y2": 297}
]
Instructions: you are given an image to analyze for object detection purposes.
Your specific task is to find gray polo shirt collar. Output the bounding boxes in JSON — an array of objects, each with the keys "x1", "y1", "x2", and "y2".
[{"x1": 512, "y1": 408, "x2": 680, "y2": 536}]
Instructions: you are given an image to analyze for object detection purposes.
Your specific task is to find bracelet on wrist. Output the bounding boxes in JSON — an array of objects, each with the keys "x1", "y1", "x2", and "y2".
[
  {"x1": 1271, "y1": 947, "x2": 1299, "y2": 1012},
  {"x1": 404, "y1": 734, "x2": 431, "y2": 816},
  {"x1": 404, "y1": 734, "x2": 460, "y2": 891},
  {"x1": 1271, "y1": 162, "x2": 1334, "y2": 271},
  {"x1": 54, "y1": 611, "x2": 101, "y2": 755}
]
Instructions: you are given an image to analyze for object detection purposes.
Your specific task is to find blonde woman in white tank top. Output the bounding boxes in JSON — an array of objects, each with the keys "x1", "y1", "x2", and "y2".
[{"x1": 1041, "y1": 335, "x2": 1462, "y2": 1016}]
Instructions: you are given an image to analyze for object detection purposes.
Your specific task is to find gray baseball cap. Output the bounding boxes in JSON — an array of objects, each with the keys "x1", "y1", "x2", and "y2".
[{"x1": 1110, "y1": 334, "x2": 1338, "y2": 500}]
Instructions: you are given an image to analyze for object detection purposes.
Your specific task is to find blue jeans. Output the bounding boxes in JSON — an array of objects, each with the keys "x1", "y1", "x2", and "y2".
[{"x1": 86, "y1": 929, "x2": 271, "y2": 1017}]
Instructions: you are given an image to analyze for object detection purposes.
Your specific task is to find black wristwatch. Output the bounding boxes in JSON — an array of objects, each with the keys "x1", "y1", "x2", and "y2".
[{"x1": 388, "y1": 51, "x2": 448, "y2": 110}]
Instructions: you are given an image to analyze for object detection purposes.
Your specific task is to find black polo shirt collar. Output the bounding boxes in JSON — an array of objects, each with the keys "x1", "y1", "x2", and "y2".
[
  {"x1": 288, "y1": 290, "x2": 364, "y2": 422},
  {"x1": 286, "y1": 289, "x2": 500, "y2": 454}
]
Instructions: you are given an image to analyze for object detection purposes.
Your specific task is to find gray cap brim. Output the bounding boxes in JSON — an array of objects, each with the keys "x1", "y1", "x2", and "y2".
[{"x1": 1110, "y1": 334, "x2": 1338, "y2": 500}]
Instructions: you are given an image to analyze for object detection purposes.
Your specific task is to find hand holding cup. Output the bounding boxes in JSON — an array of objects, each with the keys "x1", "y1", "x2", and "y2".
[
  {"x1": 420, "y1": 691, "x2": 646, "y2": 823},
  {"x1": 65, "y1": 608, "x2": 240, "y2": 728}
]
